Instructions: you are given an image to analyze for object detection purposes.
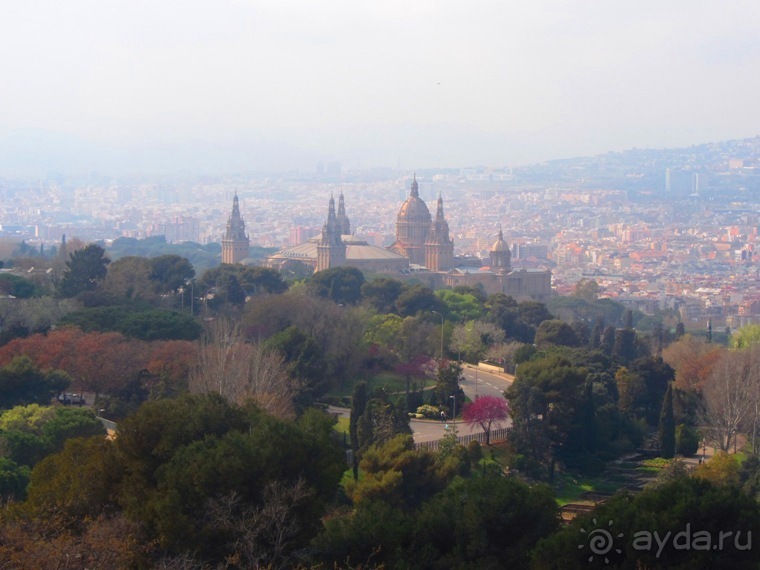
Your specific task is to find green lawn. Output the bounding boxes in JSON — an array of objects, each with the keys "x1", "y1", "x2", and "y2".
[
  {"x1": 554, "y1": 473, "x2": 622, "y2": 506},
  {"x1": 331, "y1": 372, "x2": 435, "y2": 399},
  {"x1": 334, "y1": 415, "x2": 349, "y2": 436}
]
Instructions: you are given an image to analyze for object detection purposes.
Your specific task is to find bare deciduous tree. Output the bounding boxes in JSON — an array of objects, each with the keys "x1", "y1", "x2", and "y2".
[
  {"x1": 189, "y1": 318, "x2": 296, "y2": 419},
  {"x1": 700, "y1": 346, "x2": 760, "y2": 452},
  {"x1": 0, "y1": 297, "x2": 80, "y2": 334},
  {"x1": 206, "y1": 479, "x2": 312, "y2": 570},
  {"x1": 449, "y1": 320, "x2": 505, "y2": 363},
  {"x1": 662, "y1": 334, "x2": 723, "y2": 391},
  {"x1": 485, "y1": 340, "x2": 525, "y2": 373}
]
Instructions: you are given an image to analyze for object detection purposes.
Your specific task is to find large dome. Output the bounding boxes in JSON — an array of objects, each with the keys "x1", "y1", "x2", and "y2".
[
  {"x1": 398, "y1": 196, "x2": 431, "y2": 221},
  {"x1": 397, "y1": 176, "x2": 431, "y2": 222}
]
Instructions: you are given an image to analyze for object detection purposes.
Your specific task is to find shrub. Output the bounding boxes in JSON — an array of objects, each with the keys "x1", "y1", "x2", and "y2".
[
  {"x1": 676, "y1": 423, "x2": 700, "y2": 457},
  {"x1": 416, "y1": 404, "x2": 441, "y2": 419}
]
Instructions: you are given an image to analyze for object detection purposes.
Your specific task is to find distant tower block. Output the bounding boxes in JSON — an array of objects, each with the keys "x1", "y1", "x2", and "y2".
[
  {"x1": 665, "y1": 168, "x2": 671, "y2": 192},
  {"x1": 222, "y1": 193, "x2": 250, "y2": 264}
]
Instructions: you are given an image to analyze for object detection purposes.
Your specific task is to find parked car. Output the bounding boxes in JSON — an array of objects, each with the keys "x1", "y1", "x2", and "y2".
[{"x1": 58, "y1": 393, "x2": 86, "y2": 406}]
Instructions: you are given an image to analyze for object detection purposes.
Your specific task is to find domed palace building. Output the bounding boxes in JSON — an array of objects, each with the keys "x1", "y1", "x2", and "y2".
[
  {"x1": 264, "y1": 175, "x2": 551, "y2": 301},
  {"x1": 266, "y1": 193, "x2": 410, "y2": 274}
]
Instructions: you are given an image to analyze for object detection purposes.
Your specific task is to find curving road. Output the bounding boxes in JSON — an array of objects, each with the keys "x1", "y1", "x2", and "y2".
[
  {"x1": 329, "y1": 367, "x2": 514, "y2": 444},
  {"x1": 460, "y1": 364, "x2": 513, "y2": 402}
]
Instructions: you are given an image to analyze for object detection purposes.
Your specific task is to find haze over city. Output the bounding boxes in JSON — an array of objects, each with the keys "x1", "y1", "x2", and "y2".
[{"x1": 2, "y1": 0, "x2": 760, "y2": 175}]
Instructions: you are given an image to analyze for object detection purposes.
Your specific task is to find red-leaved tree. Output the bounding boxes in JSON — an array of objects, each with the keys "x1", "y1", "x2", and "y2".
[{"x1": 463, "y1": 395, "x2": 510, "y2": 445}]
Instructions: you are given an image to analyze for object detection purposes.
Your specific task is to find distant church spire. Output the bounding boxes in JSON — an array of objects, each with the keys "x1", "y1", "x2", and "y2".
[
  {"x1": 317, "y1": 194, "x2": 346, "y2": 271},
  {"x1": 336, "y1": 191, "x2": 351, "y2": 235},
  {"x1": 425, "y1": 193, "x2": 454, "y2": 271},
  {"x1": 222, "y1": 192, "x2": 250, "y2": 264},
  {"x1": 435, "y1": 192, "x2": 444, "y2": 221},
  {"x1": 410, "y1": 173, "x2": 419, "y2": 198}
]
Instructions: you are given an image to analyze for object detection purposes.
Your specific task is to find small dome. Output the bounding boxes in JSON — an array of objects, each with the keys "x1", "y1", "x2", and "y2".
[{"x1": 490, "y1": 228, "x2": 510, "y2": 252}]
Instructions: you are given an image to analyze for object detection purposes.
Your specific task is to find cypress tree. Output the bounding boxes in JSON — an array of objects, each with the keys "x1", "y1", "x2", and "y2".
[
  {"x1": 590, "y1": 318, "x2": 604, "y2": 349},
  {"x1": 658, "y1": 383, "x2": 676, "y2": 459},
  {"x1": 601, "y1": 325, "x2": 615, "y2": 356},
  {"x1": 349, "y1": 381, "x2": 368, "y2": 480}
]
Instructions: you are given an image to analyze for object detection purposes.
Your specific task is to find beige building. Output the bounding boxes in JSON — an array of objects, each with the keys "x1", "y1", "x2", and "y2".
[
  {"x1": 441, "y1": 229, "x2": 552, "y2": 302},
  {"x1": 264, "y1": 179, "x2": 552, "y2": 301},
  {"x1": 267, "y1": 193, "x2": 409, "y2": 274}
]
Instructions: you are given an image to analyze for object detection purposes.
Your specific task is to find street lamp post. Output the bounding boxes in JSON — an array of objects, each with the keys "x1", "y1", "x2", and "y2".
[
  {"x1": 475, "y1": 362, "x2": 478, "y2": 399},
  {"x1": 702, "y1": 438, "x2": 706, "y2": 462},
  {"x1": 450, "y1": 395, "x2": 456, "y2": 425},
  {"x1": 432, "y1": 310, "x2": 444, "y2": 360}
]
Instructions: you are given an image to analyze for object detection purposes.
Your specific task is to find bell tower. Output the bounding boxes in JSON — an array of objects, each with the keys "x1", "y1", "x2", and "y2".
[
  {"x1": 336, "y1": 191, "x2": 351, "y2": 235},
  {"x1": 425, "y1": 194, "x2": 454, "y2": 271},
  {"x1": 316, "y1": 195, "x2": 346, "y2": 272},
  {"x1": 222, "y1": 192, "x2": 250, "y2": 264}
]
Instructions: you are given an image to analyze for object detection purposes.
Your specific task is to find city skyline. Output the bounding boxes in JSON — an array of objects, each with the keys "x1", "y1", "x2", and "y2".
[{"x1": 2, "y1": 1, "x2": 760, "y2": 176}]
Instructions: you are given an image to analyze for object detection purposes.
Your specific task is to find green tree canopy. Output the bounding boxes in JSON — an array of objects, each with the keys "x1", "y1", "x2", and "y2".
[
  {"x1": 506, "y1": 354, "x2": 589, "y2": 479},
  {"x1": 196, "y1": 264, "x2": 287, "y2": 300},
  {"x1": 532, "y1": 476, "x2": 760, "y2": 569},
  {"x1": 535, "y1": 319, "x2": 582, "y2": 348},
  {"x1": 0, "y1": 356, "x2": 70, "y2": 410},
  {"x1": 347, "y1": 434, "x2": 455, "y2": 511},
  {"x1": 308, "y1": 266, "x2": 365, "y2": 305},
  {"x1": 57, "y1": 244, "x2": 111, "y2": 298},
  {"x1": 266, "y1": 325, "x2": 327, "y2": 407},
  {"x1": 60, "y1": 307, "x2": 201, "y2": 341},
  {"x1": 435, "y1": 289, "x2": 485, "y2": 322},
  {"x1": 23, "y1": 394, "x2": 345, "y2": 566},
  {"x1": 729, "y1": 323, "x2": 760, "y2": 349},
  {"x1": 396, "y1": 285, "x2": 443, "y2": 317},
  {"x1": 361, "y1": 277, "x2": 405, "y2": 313},
  {"x1": 517, "y1": 300, "x2": 554, "y2": 327},
  {"x1": 148, "y1": 255, "x2": 195, "y2": 293},
  {"x1": 0, "y1": 274, "x2": 37, "y2": 298}
]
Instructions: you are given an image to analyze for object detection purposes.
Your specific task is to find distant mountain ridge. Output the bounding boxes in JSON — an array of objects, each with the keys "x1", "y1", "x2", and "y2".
[{"x1": 0, "y1": 125, "x2": 758, "y2": 181}]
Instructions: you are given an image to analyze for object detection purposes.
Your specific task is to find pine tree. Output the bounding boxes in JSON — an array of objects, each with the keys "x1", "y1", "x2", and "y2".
[
  {"x1": 658, "y1": 383, "x2": 676, "y2": 459},
  {"x1": 57, "y1": 244, "x2": 110, "y2": 298}
]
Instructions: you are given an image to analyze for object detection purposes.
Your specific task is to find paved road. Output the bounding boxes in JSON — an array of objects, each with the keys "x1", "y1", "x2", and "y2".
[
  {"x1": 328, "y1": 365, "x2": 515, "y2": 444},
  {"x1": 460, "y1": 364, "x2": 514, "y2": 402},
  {"x1": 328, "y1": 405, "x2": 461, "y2": 443}
]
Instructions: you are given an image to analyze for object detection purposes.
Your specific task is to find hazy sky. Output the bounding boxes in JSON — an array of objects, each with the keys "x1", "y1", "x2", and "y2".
[{"x1": 2, "y1": 1, "x2": 760, "y2": 171}]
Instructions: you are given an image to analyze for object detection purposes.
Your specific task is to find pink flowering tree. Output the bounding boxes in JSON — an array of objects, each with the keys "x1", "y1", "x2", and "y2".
[{"x1": 463, "y1": 395, "x2": 510, "y2": 445}]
